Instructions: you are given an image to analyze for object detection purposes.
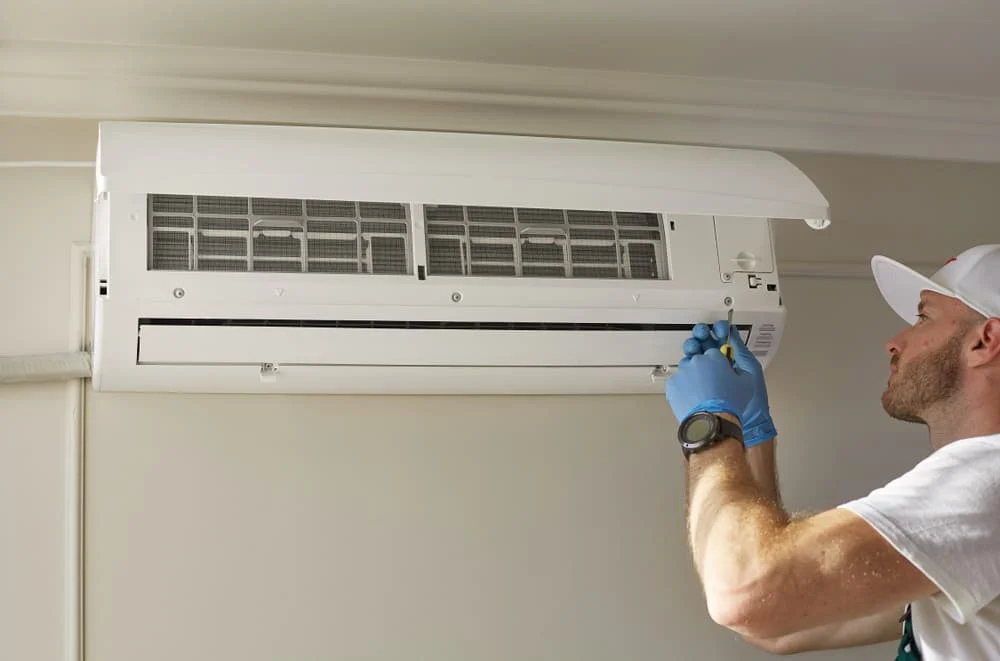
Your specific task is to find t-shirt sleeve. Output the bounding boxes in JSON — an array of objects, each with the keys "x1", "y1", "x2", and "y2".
[{"x1": 838, "y1": 435, "x2": 1000, "y2": 624}]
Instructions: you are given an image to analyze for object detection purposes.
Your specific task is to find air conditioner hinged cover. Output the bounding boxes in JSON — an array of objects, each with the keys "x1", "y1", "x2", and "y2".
[{"x1": 90, "y1": 122, "x2": 829, "y2": 394}]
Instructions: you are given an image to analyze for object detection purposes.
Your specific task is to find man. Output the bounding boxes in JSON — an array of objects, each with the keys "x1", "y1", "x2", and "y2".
[{"x1": 665, "y1": 244, "x2": 1000, "y2": 659}]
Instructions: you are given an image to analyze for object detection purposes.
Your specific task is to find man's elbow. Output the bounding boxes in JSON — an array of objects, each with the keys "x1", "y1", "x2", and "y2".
[
  {"x1": 706, "y1": 585, "x2": 789, "y2": 641},
  {"x1": 705, "y1": 584, "x2": 795, "y2": 652},
  {"x1": 740, "y1": 633, "x2": 799, "y2": 656}
]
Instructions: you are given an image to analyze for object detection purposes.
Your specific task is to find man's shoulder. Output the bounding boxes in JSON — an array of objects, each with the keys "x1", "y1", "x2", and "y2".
[
  {"x1": 841, "y1": 433, "x2": 1000, "y2": 511},
  {"x1": 925, "y1": 433, "x2": 1000, "y2": 471}
]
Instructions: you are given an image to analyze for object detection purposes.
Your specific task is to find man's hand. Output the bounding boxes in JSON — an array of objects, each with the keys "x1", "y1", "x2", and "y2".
[
  {"x1": 682, "y1": 321, "x2": 777, "y2": 446},
  {"x1": 666, "y1": 345, "x2": 754, "y2": 425}
]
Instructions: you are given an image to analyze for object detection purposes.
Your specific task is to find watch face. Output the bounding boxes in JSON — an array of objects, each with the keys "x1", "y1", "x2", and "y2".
[
  {"x1": 684, "y1": 416, "x2": 715, "y2": 442},
  {"x1": 681, "y1": 413, "x2": 718, "y2": 444}
]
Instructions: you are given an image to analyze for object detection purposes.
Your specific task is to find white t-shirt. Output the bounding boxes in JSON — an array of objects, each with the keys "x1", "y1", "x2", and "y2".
[{"x1": 838, "y1": 433, "x2": 1000, "y2": 660}]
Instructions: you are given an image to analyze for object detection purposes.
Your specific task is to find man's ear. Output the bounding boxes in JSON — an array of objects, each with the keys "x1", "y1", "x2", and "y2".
[{"x1": 968, "y1": 318, "x2": 1000, "y2": 367}]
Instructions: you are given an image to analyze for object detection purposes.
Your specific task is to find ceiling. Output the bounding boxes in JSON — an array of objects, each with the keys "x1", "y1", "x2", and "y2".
[
  {"x1": 4, "y1": 0, "x2": 1000, "y2": 97},
  {"x1": 4, "y1": 1, "x2": 1000, "y2": 163}
]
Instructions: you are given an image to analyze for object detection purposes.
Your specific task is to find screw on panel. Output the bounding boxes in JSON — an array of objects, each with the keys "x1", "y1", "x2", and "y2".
[
  {"x1": 173, "y1": 288, "x2": 185, "y2": 299},
  {"x1": 451, "y1": 292, "x2": 463, "y2": 303},
  {"x1": 722, "y1": 272, "x2": 732, "y2": 282},
  {"x1": 724, "y1": 296, "x2": 733, "y2": 307}
]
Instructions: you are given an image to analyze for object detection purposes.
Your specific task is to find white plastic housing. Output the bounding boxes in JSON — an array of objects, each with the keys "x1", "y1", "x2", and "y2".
[{"x1": 90, "y1": 122, "x2": 829, "y2": 394}]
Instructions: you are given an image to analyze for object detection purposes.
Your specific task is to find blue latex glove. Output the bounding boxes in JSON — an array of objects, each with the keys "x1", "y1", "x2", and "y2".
[
  {"x1": 682, "y1": 321, "x2": 778, "y2": 447},
  {"x1": 666, "y1": 346, "x2": 754, "y2": 426}
]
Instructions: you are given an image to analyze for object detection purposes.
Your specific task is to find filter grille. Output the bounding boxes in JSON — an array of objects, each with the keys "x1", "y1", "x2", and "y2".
[
  {"x1": 423, "y1": 206, "x2": 668, "y2": 279},
  {"x1": 148, "y1": 196, "x2": 669, "y2": 280},
  {"x1": 148, "y1": 195, "x2": 411, "y2": 275}
]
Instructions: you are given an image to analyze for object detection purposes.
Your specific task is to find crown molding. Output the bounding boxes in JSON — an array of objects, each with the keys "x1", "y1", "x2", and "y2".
[
  {"x1": 779, "y1": 260, "x2": 938, "y2": 280},
  {"x1": 4, "y1": 39, "x2": 1000, "y2": 162}
]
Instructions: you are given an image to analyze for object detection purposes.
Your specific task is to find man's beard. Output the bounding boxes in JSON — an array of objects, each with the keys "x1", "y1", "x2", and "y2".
[{"x1": 881, "y1": 333, "x2": 965, "y2": 424}]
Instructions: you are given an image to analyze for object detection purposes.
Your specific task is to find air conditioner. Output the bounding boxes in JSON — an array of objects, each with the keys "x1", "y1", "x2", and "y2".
[{"x1": 90, "y1": 121, "x2": 829, "y2": 394}]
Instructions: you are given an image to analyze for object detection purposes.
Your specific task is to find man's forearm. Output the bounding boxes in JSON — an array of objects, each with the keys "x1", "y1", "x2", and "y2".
[
  {"x1": 685, "y1": 433, "x2": 790, "y2": 613},
  {"x1": 745, "y1": 437, "x2": 782, "y2": 508}
]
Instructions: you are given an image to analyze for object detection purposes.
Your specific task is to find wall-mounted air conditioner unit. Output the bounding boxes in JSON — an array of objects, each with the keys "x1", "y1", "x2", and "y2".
[{"x1": 90, "y1": 122, "x2": 829, "y2": 394}]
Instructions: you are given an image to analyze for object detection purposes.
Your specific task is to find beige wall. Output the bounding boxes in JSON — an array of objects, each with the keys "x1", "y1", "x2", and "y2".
[
  {"x1": 2, "y1": 116, "x2": 999, "y2": 660},
  {"x1": 0, "y1": 129, "x2": 94, "y2": 661}
]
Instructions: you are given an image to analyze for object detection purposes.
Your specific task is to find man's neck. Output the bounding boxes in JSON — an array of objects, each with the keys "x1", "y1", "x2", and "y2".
[{"x1": 926, "y1": 397, "x2": 1000, "y2": 450}]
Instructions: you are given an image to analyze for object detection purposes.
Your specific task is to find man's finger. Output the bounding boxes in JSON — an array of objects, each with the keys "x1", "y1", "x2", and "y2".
[{"x1": 713, "y1": 320, "x2": 729, "y2": 342}]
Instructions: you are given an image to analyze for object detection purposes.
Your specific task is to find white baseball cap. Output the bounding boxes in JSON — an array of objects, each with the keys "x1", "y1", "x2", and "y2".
[{"x1": 872, "y1": 244, "x2": 1000, "y2": 324}]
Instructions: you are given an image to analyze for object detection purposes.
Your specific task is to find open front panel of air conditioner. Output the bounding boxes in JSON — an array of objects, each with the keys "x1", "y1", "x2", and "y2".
[{"x1": 90, "y1": 122, "x2": 827, "y2": 394}]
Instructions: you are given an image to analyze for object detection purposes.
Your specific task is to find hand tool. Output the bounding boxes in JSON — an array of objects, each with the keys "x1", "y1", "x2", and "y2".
[{"x1": 720, "y1": 308, "x2": 735, "y2": 366}]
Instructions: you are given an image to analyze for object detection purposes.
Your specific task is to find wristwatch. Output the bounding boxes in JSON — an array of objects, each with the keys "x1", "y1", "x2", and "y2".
[{"x1": 677, "y1": 411, "x2": 744, "y2": 458}]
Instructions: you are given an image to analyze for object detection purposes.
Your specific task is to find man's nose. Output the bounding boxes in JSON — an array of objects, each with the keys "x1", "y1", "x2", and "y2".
[{"x1": 886, "y1": 330, "x2": 906, "y2": 357}]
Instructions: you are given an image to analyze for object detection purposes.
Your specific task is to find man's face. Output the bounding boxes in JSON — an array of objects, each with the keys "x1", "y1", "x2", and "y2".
[{"x1": 882, "y1": 292, "x2": 976, "y2": 423}]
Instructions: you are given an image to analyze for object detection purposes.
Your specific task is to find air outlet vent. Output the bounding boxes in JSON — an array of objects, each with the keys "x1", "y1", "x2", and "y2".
[
  {"x1": 139, "y1": 317, "x2": 713, "y2": 332},
  {"x1": 424, "y1": 205, "x2": 668, "y2": 280},
  {"x1": 148, "y1": 195, "x2": 411, "y2": 275}
]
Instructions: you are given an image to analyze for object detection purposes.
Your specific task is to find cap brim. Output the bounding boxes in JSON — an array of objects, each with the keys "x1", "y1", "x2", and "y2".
[{"x1": 871, "y1": 255, "x2": 953, "y2": 324}]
